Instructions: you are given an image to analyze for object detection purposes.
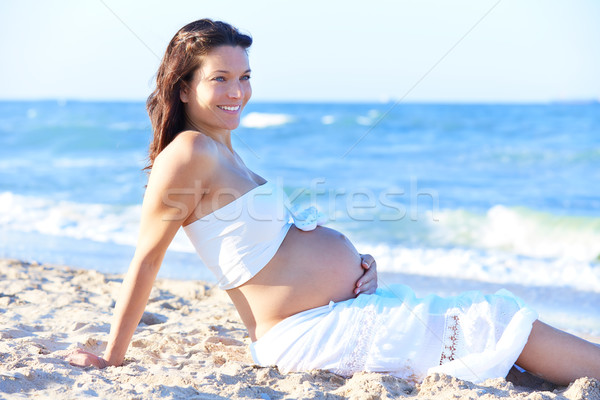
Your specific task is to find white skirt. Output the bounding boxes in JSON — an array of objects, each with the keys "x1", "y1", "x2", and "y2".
[{"x1": 250, "y1": 285, "x2": 538, "y2": 383}]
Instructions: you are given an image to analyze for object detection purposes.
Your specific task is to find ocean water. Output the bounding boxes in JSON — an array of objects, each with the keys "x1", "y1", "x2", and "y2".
[{"x1": 1, "y1": 100, "x2": 599, "y2": 335}]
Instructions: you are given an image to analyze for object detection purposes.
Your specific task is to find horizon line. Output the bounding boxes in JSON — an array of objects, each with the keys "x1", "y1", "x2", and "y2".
[{"x1": 0, "y1": 97, "x2": 599, "y2": 106}]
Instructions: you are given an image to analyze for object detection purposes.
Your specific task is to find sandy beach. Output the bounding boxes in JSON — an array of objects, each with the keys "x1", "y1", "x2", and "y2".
[{"x1": 1, "y1": 258, "x2": 598, "y2": 400}]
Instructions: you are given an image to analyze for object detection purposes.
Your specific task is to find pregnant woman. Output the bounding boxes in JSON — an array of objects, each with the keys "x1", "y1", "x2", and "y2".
[{"x1": 68, "y1": 19, "x2": 600, "y2": 385}]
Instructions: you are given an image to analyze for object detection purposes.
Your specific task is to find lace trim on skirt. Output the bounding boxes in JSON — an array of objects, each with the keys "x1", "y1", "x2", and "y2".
[{"x1": 334, "y1": 304, "x2": 383, "y2": 377}]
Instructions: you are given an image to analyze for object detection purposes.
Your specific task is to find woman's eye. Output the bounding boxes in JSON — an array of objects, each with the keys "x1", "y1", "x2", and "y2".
[
  {"x1": 241, "y1": 75, "x2": 251, "y2": 81},
  {"x1": 214, "y1": 76, "x2": 226, "y2": 82}
]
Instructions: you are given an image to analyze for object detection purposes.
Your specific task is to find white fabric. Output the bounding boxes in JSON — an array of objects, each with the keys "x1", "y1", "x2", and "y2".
[
  {"x1": 250, "y1": 285, "x2": 537, "y2": 383},
  {"x1": 288, "y1": 205, "x2": 327, "y2": 231},
  {"x1": 183, "y1": 181, "x2": 292, "y2": 289}
]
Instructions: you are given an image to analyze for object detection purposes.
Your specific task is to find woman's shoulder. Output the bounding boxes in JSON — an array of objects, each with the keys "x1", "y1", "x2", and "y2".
[
  {"x1": 156, "y1": 130, "x2": 218, "y2": 168},
  {"x1": 150, "y1": 131, "x2": 219, "y2": 187}
]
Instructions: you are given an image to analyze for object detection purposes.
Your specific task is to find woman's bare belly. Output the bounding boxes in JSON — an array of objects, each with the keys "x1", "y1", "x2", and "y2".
[{"x1": 226, "y1": 225, "x2": 364, "y2": 341}]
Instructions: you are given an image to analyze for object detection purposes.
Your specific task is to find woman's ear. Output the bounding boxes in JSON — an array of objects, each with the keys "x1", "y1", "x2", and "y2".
[{"x1": 180, "y1": 82, "x2": 190, "y2": 103}]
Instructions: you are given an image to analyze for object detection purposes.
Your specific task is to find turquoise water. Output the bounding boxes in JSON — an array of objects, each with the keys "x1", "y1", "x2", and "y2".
[{"x1": 1, "y1": 100, "x2": 599, "y2": 334}]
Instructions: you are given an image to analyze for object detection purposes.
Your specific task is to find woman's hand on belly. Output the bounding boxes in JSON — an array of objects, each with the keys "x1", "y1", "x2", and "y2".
[{"x1": 355, "y1": 253, "x2": 378, "y2": 295}]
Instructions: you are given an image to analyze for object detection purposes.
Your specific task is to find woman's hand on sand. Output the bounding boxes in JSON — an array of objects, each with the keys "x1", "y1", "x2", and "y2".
[
  {"x1": 356, "y1": 254, "x2": 377, "y2": 295},
  {"x1": 66, "y1": 348, "x2": 110, "y2": 369}
]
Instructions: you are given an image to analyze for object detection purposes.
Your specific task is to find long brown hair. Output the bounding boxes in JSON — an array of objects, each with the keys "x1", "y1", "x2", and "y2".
[{"x1": 145, "y1": 19, "x2": 252, "y2": 171}]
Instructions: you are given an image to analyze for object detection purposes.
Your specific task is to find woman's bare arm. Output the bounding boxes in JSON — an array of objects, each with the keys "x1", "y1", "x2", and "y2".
[{"x1": 67, "y1": 133, "x2": 216, "y2": 367}]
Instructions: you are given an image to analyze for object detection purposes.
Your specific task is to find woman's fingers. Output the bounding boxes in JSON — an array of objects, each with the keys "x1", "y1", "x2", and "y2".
[
  {"x1": 356, "y1": 267, "x2": 377, "y2": 294},
  {"x1": 356, "y1": 254, "x2": 378, "y2": 295},
  {"x1": 65, "y1": 349, "x2": 92, "y2": 366},
  {"x1": 66, "y1": 349, "x2": 108, "y2": 369},
  {"x1": 360, "y1": 254, "x2": 375, "y2": 270}
]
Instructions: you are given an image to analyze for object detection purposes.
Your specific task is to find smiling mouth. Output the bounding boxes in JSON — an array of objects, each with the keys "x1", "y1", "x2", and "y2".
[{"x1": 218, "y1": 105, "x2": 241, "y2": 111}]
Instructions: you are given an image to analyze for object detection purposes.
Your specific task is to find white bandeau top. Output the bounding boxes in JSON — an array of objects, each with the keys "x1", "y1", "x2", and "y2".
[{"x1": 183, "y1": 181, "x2": 325, "y2": 290}]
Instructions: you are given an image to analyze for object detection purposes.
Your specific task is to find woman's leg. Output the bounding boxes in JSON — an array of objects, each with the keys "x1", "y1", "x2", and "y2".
[{"x1": 516, "y1": 320, "x2": 600, "y2": 385}]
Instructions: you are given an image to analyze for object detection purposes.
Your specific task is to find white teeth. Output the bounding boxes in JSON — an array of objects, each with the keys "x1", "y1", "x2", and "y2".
[{"x1": 219, "y1": 105, "x2": 240, "y2": 111}]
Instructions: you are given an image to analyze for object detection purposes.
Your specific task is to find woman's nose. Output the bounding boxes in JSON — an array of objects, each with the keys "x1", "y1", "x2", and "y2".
[{"x1": 228, "y1": 81, "x2": 242, "y2": 99}]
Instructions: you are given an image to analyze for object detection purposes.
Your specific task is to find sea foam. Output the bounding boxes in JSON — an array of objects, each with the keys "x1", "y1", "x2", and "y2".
[
  {"x1": 357, "y1": 242, "x2": 600, "y2": 293},
  {"x1": 433, "y1": 205, "x2": 600, "y2": 262},
  {"x1": 0, "y1": 191, "x2": 195, "y2": 253},
  {"x1": 241, "y1": 112, "x2": 294, "y2": 128}
]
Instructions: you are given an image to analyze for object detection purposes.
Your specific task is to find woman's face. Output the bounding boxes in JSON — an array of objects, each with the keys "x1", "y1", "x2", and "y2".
[{"x1": 181, "y1": 45, "x2": 252, "y2": 135}]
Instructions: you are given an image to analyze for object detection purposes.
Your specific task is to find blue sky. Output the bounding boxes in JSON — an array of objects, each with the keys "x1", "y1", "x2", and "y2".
[{"x1": 1, "y1": 0, "x2": 599, "y2": 102}]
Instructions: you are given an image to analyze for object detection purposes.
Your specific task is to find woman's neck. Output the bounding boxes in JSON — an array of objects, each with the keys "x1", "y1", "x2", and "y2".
[{"x1": 184, "y1": 118, "x2": 234, "y2": 153}]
